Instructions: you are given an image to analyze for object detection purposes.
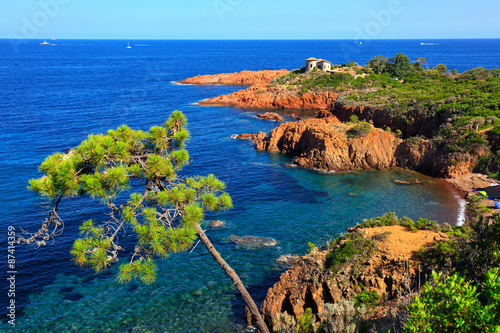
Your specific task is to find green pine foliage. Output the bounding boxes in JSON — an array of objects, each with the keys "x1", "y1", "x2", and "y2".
[
  {"x1": 405, "y1": 268, "x2": 500, "y2": 333},
  {"x1": 25, "y1": 111, "x2": 233, "y2": 284}
]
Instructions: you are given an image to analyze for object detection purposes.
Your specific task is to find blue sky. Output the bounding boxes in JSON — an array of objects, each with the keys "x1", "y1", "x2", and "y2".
[{"x1": 2, "y1": 0, "x2": 499, "y2": 39}]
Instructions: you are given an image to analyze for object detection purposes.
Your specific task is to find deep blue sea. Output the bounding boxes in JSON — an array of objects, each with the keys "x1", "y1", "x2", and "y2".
[{"x1": 1, "y1": 39, "x2": 499, "y2": 332}]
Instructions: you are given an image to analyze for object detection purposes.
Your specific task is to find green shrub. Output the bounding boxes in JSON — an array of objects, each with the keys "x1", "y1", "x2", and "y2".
[
  {"x1": 297, "y1": 308, "x2": 315, "y2": 333},
  {"x1": 349, "y1": 114, "x2": 359, "y2": 123},
  {"x1": 414, "y1": 217, "x2": 434, "y2": 230},
  {"x1": 354, "y1": 291, "x2": 380, "y2": 308},
  {"x1": 347, "y1": 122, "x2": 373, "y2": 137},
  {"x1": 488, "y1": 125, "x2": 500, "y2": 136},
  {"x1": 405, "y1": 268, "x2": 500, "y2": 333},
  {"x1": 308, "y1": 241, "x2": 317, "y2": 253},
  {"x1": 325, "y1": 235, "x2": 375, "y2": 273},
  {"x1": 399, "y1": 216, "x2": 415, "y2": 228},
  {"x1": 359, "y1": 212, "x2": 400, "y2": 228}
]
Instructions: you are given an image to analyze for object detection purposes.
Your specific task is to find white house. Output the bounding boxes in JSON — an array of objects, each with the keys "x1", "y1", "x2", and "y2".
[{"x1": 305, "y1": 58, "x2": 332, "y2": 72}]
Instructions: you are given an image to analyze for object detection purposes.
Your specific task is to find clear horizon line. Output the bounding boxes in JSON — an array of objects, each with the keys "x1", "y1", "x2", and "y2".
[{"x1": 2, "y1": 37, "x2": 500, "y2": 41}]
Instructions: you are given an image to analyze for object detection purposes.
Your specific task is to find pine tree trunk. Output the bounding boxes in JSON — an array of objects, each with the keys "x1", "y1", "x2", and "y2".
[{"x1": 195, "y1": 223, "x2": 270, "y2": 333}]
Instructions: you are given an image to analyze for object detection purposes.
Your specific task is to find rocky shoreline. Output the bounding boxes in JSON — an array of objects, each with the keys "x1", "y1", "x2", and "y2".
[
  {"x1": 179, "y1": 68, "x2": 500, "y2": 332},
  {"x1": 176, "y1": 69, "x2": 289, "y2": 86},
  {"x1": 243, "y1": 114, "x2": 475, "y2": 178},
  {"x1": 256, "y1": 224, "x2": 449, "y2": 331},
  {"x1": 180, "y1": 69, "x2": 491, "y2": 180}
]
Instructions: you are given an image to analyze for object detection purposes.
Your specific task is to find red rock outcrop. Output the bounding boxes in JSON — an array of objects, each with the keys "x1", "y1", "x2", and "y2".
[
  {"x1": 256, "y1": 112, "x2": 284, "y2": 122},
  {"x1": 395, "y1": 139, "x2": 479, "y2": 178},
  {"x1": 331, "y1": 103, "x2": 444, "y2": 139},
  {"x1": 176, "y1": 69, "x2": 289, "y2": 85},
  {"x1": 200, "y1": 83, "x2": 339, "y2": 110},
  {"x1": 234, "y1": 133, "x2": 256, "y2": 140},
  {"x1": 260, "y1": 226, "x2": 446, "y2": 329},
  {"x1": 255, "y1": 117, "x2": 400, "y2": 172},
  {"x1": 252, "y1": 117, "x2": 480, "y2": 177}
]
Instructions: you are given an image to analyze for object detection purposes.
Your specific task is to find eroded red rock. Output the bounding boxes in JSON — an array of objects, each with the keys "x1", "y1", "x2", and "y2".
[
  {"x1": 252, "y1": 117, "x2": 479, "y2": 178},
  {"x1": 177, "y1": 69, "x2": 289, "y2": 85},
  {"x1": 256, "y1": 112, "x2": 284, "y2": 122},
  {"x1": 200, "y1": 83, "x2": 339, "y2": 110}
]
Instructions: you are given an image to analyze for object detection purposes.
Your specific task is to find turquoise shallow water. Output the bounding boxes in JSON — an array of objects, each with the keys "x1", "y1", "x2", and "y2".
[
  {"x1": 4, "y1": 167, "x2": 462, "y2": 333},
  {"x1": 0, "y1": 39, "x2": 489, "y2": 332}
]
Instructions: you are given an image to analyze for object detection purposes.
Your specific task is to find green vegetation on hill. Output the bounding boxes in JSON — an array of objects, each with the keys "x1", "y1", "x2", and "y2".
[
  {"x1": 270, "y1": 53, "x2": 500, "y2": 177},
  {"x1": 270, "y1": 68, "x2": 355, "y2": 95}
]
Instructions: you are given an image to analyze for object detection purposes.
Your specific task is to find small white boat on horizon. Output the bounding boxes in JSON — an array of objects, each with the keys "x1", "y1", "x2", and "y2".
[
  {"x1": 51, "y1": 35, "x2": 56, "y2": 41},
  {"x1": 39, "y1": 41, "x2": 50, "y2": 45},
  {"x1": 126, "y1": 42, "x2": 132, "y2": 49}
]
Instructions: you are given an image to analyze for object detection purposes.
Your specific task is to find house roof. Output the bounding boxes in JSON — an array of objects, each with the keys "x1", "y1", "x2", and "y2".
[
  {"x1": 318, "y1": 60, "x2": 331, "y2": 64},
  {"x1": 305, "y1": 57, "x2": 318, "y2": 61}
]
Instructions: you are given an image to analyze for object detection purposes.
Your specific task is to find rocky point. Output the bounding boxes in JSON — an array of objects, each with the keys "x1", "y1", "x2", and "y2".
[{"x1": 176, "y1": 69, "x2": 289, "y2": 86}]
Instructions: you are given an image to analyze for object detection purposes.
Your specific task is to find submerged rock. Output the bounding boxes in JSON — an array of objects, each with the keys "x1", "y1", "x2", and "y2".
[{"x1": 229, "y1": 235, "x2": 280, "y2": 249}]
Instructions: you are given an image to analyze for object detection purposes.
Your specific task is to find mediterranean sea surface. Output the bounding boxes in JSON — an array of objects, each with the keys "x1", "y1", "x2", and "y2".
[{"x1": 1, "y1": 39, "x2": 499, "y2": 332}]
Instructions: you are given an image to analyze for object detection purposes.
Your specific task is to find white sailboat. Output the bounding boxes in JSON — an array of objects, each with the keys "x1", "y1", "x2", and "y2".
[
  {"x1": 126, "y1": 42, "x2": 132, "y2": 49},
  {"x1": 39, "y1": 41, "x2": 50, "y2": 45},
  {"x1": 51, "y1": 35, "x2": 56, "y2": 41}
]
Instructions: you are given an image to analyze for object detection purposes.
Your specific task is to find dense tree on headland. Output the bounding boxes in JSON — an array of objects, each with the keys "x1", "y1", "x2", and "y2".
[{"x1": 21, "y1": 111, "x2": 270, "y2": 333}]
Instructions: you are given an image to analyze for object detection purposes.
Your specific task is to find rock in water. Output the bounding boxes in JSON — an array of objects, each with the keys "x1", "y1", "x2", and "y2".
[
  {"x1": 256, "y1": 112, "x2": 284, "y2": 122},
  {"x1": 253, "y1": 117, "x2": 399, "y2": 172},
  {"x1": 229, "y1": 235, "x2": 280, "y2": 249},
  {"x1": 276, "y1": 254, "x2": 300, "y2": 265},
  {"x1": 233, "y1": 134, "x2": 256, "y2": 140},
  {"x1": 210, "y1": 220, "x2": 225, "y2": 228}
]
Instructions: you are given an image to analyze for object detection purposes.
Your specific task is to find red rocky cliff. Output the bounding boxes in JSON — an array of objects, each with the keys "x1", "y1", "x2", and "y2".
[
  {"x1": 253, "y1": 116, "x2": 478, "y2": 178},
  {"x1": 259, "y1": 226, "x2": 447, "y2": 330},
  {"x1": 176, "y1": 69, "x2": 289, "y2": 86},
  {"x1": 200, "y1": 83, "x2": 339, "y2": 110},
  {"x1": 256, "y1": 117, "x2": 400, "y2": 172}
]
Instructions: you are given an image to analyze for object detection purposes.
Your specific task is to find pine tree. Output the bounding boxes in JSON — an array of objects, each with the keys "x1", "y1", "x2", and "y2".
[{"x1": 22, "y1": 110, "x2": 270, "y2": 333}]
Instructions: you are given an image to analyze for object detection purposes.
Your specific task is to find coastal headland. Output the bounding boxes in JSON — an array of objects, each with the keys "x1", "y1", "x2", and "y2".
[
  {"x1": 176, "y1": 69, "x2": 289, "y2": 86},
  {"x1": 179, "y1": 63, "x2": 500, "y2": 331},
  {"x1": 178, "y1": 64, "x2": 498, "y2": 181}
]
